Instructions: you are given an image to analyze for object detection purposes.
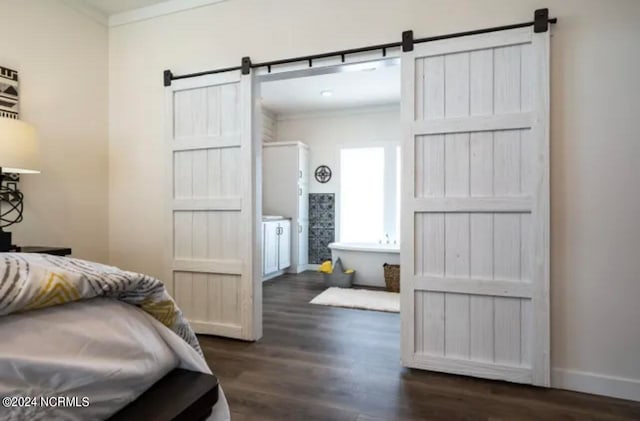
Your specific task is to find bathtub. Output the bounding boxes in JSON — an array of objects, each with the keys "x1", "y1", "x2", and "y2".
[{"x1": 328, "y1": 242, "x2": 400, "y2": 287}]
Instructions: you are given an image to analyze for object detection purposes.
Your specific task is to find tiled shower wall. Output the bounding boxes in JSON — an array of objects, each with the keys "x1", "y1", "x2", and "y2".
[{"x1": 309, "y1": 193, "x2": 335, "y2": 264}]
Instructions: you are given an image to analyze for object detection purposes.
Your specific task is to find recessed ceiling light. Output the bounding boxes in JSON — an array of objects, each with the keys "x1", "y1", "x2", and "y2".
[{"x1": 320, "y1": 90, "x2": 333, "y2": 97}]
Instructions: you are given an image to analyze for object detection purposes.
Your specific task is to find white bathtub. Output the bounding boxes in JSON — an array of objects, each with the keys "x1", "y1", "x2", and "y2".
[{"x1": 328, "y1": 242, "x2": 400, "y2": 287}]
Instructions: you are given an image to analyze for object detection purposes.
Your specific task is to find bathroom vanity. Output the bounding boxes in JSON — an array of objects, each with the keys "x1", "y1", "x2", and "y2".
[
  {"x1": 262, "y1": 216, "x2": 291, "y2": 281},
  {"x1": 262, "y1": 141, "x2": 309, "y2": 274}
]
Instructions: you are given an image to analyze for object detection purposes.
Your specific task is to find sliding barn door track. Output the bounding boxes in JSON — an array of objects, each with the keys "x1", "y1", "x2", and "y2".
[{"x1": 163, "y1": 8, "x2": 556, "y2": 86}]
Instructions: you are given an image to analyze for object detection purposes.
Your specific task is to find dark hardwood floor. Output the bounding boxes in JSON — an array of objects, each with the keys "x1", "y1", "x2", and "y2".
[{"x1": 199, "y1": 272, "x2": 640, "y2": 420}]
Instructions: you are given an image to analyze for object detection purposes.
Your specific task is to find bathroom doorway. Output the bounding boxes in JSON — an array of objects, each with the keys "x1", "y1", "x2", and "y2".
[{"x1": 256, "y1": 57, "x2": 402, "y2": 316}]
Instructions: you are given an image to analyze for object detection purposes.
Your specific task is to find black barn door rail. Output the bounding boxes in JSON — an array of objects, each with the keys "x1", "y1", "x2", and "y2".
[{"x1": 164, "y1": 8, "x2": 556, "y2": 86}]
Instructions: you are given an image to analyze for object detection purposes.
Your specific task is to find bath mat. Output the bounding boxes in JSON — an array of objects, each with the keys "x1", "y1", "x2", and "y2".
[{"x1": 310, "y1": 287, "x2": 400, "y2": 313}]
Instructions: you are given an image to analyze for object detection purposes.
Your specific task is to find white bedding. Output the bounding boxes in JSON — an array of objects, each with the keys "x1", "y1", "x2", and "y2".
[{"x1": 0, "y1": 297, "x2": 230, "y2": 421}]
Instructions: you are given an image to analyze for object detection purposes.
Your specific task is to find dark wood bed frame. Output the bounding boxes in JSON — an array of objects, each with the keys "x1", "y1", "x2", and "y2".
[{"x1": 108, "y1": 369, "x2": 219, "y2": 421}]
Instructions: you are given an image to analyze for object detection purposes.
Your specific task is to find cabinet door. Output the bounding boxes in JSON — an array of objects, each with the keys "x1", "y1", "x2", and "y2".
[
  {"x1": 298, "y1": 147, "x2": 310, "y2": 221},
  {"x1": 298, "y1": 182, "x2": 309, "y2": 222},
  {"x1": 297, "y1": 221, "x2": 308, "y2": 268},
  {"x1": 298, "y1": 146, "x2": 309, "y2": 183},
  {"x1": 263, "y1": 222, "x2": 279, "y2": 275},
  {"x1": 278, "y1": 221, "x2": 291, "y2": 270}
]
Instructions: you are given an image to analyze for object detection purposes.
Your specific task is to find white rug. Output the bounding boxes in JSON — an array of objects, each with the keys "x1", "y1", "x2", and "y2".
[{"x1": 310, "y1": 287, "x2": 400, "y2": 313}]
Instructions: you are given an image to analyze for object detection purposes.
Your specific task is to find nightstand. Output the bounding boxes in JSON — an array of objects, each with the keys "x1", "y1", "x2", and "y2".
[{"x1": 17, "y1": 246, "x2": 72, "y2": 256}]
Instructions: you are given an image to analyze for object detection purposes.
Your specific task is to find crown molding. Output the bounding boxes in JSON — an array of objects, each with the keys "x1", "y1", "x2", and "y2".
[
  {"x1": 62, "y1": 0, "x2": 109, "y2": 26},
  {"x1": 109, "y1": 0, "x2": 230, "y2": 27}
]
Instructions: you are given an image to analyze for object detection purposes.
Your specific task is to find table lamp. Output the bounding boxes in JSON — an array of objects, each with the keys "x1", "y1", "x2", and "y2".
[{"x1": 0, "y1": 117, "x2": 41, "y2": 251}]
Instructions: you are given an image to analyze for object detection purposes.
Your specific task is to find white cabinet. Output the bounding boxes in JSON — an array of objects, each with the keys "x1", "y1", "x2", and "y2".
[
  {"x1": 278, "y1": 221, "x2": 291, "y2": 269},
  {"x1": 263, "y1": 221, "x2": 280, "y2": 275},
  {"x1": 262, "y1": 219, "x2": 291, "y2": 279},
  {"x1": 263, "y1": 142, "x2": 310, "y2": 273}
]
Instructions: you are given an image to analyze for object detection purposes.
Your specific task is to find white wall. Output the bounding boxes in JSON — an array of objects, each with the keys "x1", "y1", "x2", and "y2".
[
  {"x1": 108, "y1": 0, "x2": 640, "y2": 400},
  {"x1": 276, "y1": 106, "x2": 400, "y2": 241},
  {"x1": 0, "y1": 0, "x2": 108, "y2": 262},
  {"x1": 261, "y1": 105, "x2": 276, "y2": 143}
]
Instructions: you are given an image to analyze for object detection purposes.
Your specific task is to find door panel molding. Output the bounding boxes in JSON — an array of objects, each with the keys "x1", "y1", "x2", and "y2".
[
  {"x1": 401, "y1": 27, "x2": 550, "y2": 386},
  {"x1": 166, "y1": 69, "x2": 262, "y2": 341}
]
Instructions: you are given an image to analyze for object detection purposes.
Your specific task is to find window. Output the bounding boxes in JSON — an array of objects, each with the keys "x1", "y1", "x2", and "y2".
[{"x1": 340, "y1": 145, "x2": 401, "y2": 244}]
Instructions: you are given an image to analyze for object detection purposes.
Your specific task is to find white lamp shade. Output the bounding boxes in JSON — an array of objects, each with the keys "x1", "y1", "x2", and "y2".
[{"x1": 0, "y1": 117, "x2": 41, "y2": 173}]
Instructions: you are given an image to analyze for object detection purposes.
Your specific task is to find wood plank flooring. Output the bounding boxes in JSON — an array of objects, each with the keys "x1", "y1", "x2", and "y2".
[{"x1": 199, "y1": 272, "x2": 640, "y2": 420}]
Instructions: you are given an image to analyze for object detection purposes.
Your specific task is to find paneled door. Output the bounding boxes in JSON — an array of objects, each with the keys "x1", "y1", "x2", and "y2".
[
  {"x1": 166, "y1": 69, "x2": 262, "y2": 341},
  {"x1": 400, "y1": 26, "x2": 550, "y2": 385}
]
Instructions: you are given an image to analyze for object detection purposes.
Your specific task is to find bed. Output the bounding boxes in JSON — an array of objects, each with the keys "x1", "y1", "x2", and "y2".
[{"x1": 0, "y1": 254, "x2": 230, "y2": 421}]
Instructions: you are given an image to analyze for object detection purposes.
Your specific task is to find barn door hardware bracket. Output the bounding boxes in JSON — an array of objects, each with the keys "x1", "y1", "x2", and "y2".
[
  {"x1": 163, "y1": 70, "x2": 173, "y2": 87},
  {"x1": 241, "y1": 57, "x2": 252, "y2": 75},
  {"x1": 534, "y1": 8, "x2": 550, "y2": 33},
  {"x1": 402, "y1": 30, "x2": 414, "y2": 52},
  {"x1": 163, "y1": 9, "x2": 557, "y2": 84}
]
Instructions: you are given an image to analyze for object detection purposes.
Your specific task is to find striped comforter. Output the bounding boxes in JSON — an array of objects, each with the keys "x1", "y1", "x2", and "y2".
[{"x1": 0, "y1": 253, "x2": 201, "y2": 354}]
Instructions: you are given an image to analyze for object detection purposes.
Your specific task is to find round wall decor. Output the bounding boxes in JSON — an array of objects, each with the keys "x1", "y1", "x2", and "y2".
[{"x1": 314, "y1": 165, "x2": 332, "y2": 183}]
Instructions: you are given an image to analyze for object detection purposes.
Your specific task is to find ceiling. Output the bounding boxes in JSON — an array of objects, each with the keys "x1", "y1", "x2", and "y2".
[
  {"x1": 260, "y1": 61, "x2": 400, "y2": 116},
  {"x1": 81, "y1": 0, "x2": 169, "y2": 15}
]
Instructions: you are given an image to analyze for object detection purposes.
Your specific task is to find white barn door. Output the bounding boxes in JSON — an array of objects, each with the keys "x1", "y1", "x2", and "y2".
[
  {"x1": 400, "y1": 26, "x2": 550, "y2": 385},
  {"x1": 166, "y1": 69, "x2": 262, "y2": 341}
]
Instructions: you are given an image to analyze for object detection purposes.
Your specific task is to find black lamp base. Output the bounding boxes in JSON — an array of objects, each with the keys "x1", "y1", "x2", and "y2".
[{"x1": 0, "y1": 230, "x2": 12, "y2": 252}]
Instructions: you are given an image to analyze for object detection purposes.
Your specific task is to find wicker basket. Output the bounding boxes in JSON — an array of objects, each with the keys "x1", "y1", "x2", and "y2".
[{"x1": 383, "y1": 263, "x2": 400, "y2": 293}]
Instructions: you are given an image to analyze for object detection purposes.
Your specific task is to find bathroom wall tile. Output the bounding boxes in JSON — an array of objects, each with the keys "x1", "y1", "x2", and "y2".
[{"x1": 309, "y1": 193, "x2": 335, "y2": 264}]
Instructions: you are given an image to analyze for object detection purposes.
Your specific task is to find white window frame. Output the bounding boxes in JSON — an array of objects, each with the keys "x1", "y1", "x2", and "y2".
[{"x1": 338, "y1": 141, "x2": 401, "y2": 244}]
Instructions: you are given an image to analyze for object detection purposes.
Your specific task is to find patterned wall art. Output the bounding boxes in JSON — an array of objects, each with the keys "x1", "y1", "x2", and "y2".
[
  {"x1": 0, "y1": 66, "x2": 20, "y2": 194},
  {"x1": 0, "y1": 66, "x2": 19, "y2": 119},
  {"x1": 314, "y1": 165, "x2": 332, "y2": 183},
  {"x1": 309, "y1": 193, "x2": 335, "y2": 264}
]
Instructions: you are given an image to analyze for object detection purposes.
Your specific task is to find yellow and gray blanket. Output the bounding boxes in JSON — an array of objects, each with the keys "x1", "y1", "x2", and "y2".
[{"x1": 0, "y1": 253, "x2": 202, "y2": 355}]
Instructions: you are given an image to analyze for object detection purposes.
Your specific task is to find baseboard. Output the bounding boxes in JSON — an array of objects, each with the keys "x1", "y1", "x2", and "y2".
[
  {"x1": 552, "y1": 368, "x2": 640, "y2": 402},
  {"x1": 262, "y1": 270, "x2": 285, "y2": 282},
  {"x1": 306, "y1": 264, "x2": 320, "y2": 271},
  {"x1": 287, "y1": 264, "x2": 309, "y2": 274}
]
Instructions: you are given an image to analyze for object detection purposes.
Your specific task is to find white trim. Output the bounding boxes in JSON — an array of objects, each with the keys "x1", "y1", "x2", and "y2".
[
  {"x1": 164, "y1": 80, "x2": 175, "y2": 295},
  {"x1": 109, "y1": 0, "x2": 230, "y2": 27},
  {"x1": 251, "y1": 75, "x2": 264, "y2": 340},
  {"x1": 173, "y1": 135, "x2": 242, "y2": 150},
  {"x1": 276, "y1": 104, "x2": 400, "y2": 122},
  {"x1": 412, "y1": 112, "x2": 533, "y2": 136},
  {"x1": 399, "y1": 40, "x2": 416, "y2": 367},
  {"x1": 410, "y1": 355, "x2": 532, "y2": 384},
  {"x1": 188, "y1": 320, "x2": 243, "y2": 338},
  {"x1": 173, "y1": 258, "x2": 243, "y2": 275},
  {"x1": 413, "y1": 276, "x2": 533, "y2": 298},
  {"x1": 241, "y1": 71, "x2": 262, "y2": 341},
  {"x1": 263, "y1": 141, "x2": 309, "y2": 149},
  {"x1": 328, "y1": 242, "x2": 399, "y2": 254},
  {"x1": 412, "y1": 197, "x2": 533, "y2": 213},
  {"x1": 306, "y1": 264, "x2": 321, "y2": 271},
  {"x1": 552, "y1": 368, "x2": 640, "y2": 402},
  {"x1": 338, "y1": 143, "x2": 401, "y2": 244},
  {"x1": 530, "y1": 27, "x2": 551, "y2": 387},
  {"x1": 255, "y1": 54, "x2": 401, "y2": 79}
]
